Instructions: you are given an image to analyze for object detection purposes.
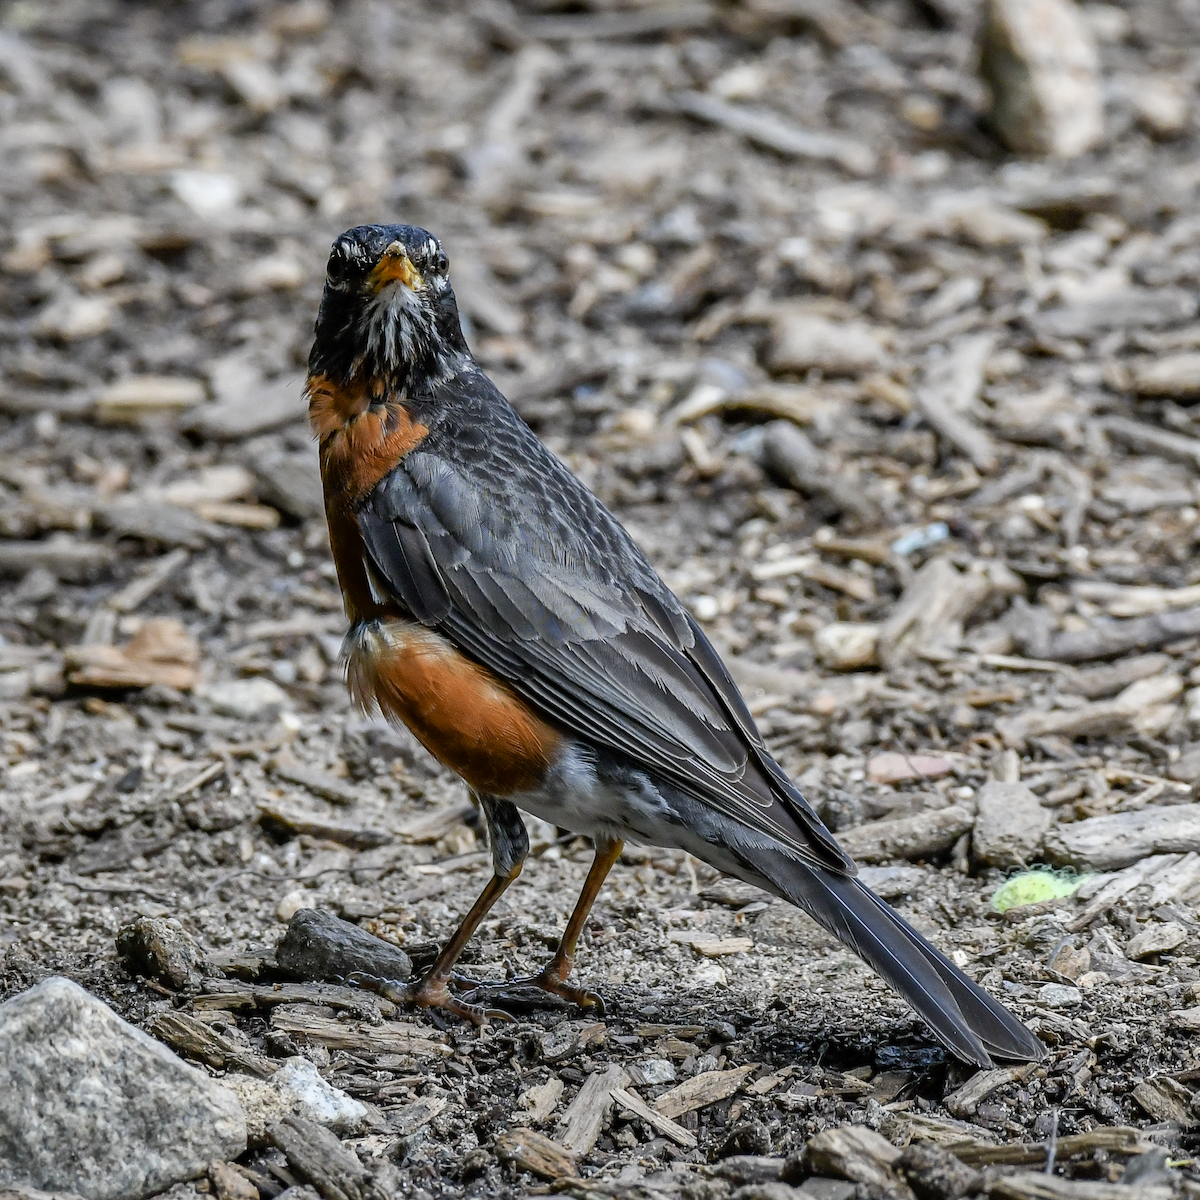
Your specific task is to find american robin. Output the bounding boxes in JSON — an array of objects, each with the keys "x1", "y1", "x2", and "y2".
[{"x1": 308, "y1": 223, "x2": 1044, "y2": 1068}]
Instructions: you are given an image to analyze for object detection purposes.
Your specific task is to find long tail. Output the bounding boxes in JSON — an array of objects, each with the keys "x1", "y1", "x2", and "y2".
[{"x1": 749, "y1": 854, "x2": 1045, "y2": 1067}]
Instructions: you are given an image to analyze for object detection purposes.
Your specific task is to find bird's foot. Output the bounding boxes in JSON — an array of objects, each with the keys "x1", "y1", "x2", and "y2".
[
  {"x1": 350, "y1": 971, "x2": 513, "y2": 1026},
  {"x1": 456, "y1": 963, "x2": 605, "y2": 1016}
]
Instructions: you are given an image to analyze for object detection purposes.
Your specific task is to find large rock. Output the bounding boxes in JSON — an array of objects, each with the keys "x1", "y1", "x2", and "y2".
[
  {"x1": 0, "y1": 977, "x2": 246, "y2": 1200},
  {"x1": 981, "y1": 0, "x2": 1103, "y2": 158},
  {"x1": 972, "y1": 780, "x2": 1050, "y2": 868}
]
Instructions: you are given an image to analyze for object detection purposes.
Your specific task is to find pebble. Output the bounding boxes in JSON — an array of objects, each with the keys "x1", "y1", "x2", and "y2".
[
  {"x1": 1037, "y1": 983, "x2": 1082, "y2": 1007},
  {"x1": 222, "y1": 1057, "x2": 368, "y2": 1144},
  {"x1": 197, "y1": 677, "x2": 291, "y2": 720},
  {"x1": 0, "y1": 977, "x2": 245, "y2": 1200},
  {"x1": 981, "y1": 0, "x2": 1103, "y2": 158}
]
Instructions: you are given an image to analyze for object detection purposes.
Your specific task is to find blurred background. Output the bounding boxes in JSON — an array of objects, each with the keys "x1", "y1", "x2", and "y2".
[{"x1": 5, "y1": 0, "x2": 1200, "y2": 1185}]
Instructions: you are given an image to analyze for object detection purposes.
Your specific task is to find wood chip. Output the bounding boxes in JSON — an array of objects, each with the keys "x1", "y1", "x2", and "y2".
[
  {"x1": 270, "y1": 1114, "x2": 372, "y2": 1200},
  {"x1": 943, "y1": 1066, "x2": 1033, "y2": 1118},
  {"x1": 148, "y1": 1010, "x2": 274, "y2": 1077},
  {"x1": 805, "y1": 1125, "x2": 904, "y2": 1189},
  {"x1": 494, "y1": 1128, "x2": 577, "y2": 1181},
  {"x1": 257, "y1": 800, "x2": 391, "y2": 849},
  {"x1": 653, "y1": 1063, "x2": 758, "y2": 1120},
  {"x1": 556, "y1": 1063, "x2": 628, "y2": 1157},
  {"x1": 667, "y1": 931, "x2": 754, "y2": 956},
  {"x1": 837, "y1": 806, "x2": 974, "y2": 864},
  {"x1": 269, "y1": 753, "x2": 359, "y2": 806},
  {"x1": 269, "y1": 1006, "x2": 451, "y2": 1058},
  {"x1": 610, "y1": 1086, "x2": 697, "y2": 1148},
  {"x1": 517, "y1": 1077, "x2": 564, "y2": 1124},
  {"x1": 990, "y1": 1175, "x2": 1170, "y2": 1200}
]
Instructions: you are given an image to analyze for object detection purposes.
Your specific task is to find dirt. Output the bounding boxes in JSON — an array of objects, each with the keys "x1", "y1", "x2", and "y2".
[{"x1": 5, "y1": 0, "x2": 1200, "y2": 1196}]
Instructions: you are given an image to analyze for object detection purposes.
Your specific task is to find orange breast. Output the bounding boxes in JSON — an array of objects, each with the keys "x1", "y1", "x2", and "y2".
[{"x1": 346, "y1": 620, "x2": 563, "y2": 796}]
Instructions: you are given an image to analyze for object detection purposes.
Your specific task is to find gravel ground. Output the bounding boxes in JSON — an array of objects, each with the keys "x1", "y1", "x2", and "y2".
[{"x1": 6, "y1": 0, "x2": 1200, "y2": 1196}]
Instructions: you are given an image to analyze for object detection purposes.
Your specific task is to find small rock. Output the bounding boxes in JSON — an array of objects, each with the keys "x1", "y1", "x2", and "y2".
[
  {"x1": 1131, "y1": 76, "x2": 1190, "y2": 138},
  {"x1": 0, "y1": 977, "x2": 245, "y2": 1200},
  {"x1": 768, "y1": 310, "x2": 887, "y2": 376},
  {"x1": 981, "y1": 0, "x2": 1104, "y2": 157},
  {"x1": 1125, "y1": 921, "x2": 1188, "y2": 960},
  {"x1": 197, "y1": 677, "x2": 291, "y2": 720},
  {"x1": 222, "y1": 1057, "x2": 368, "y2": 1144},
  {"x1": 275, "y1": 906, "x2": 412, "y2": 983},
  {"x1": 633, "y1": 1058, "x2": 676, "y2": 1085},
  {"x1": 1037, "y1": 982, "x2": 1081, "y2": 1007},
  {"x1": 814, "y1": 622, "x2": 879, "y2": 670},
  {"x1": 277, "y1": 890, "x2": 313, "y2": 923},
  {"x1": 972, "y1": 780, "x2": 1050, "y2": 869},
  {"x1": 866, "y1": 752, "x2": 955, "y2": 785},
  {"x1": 116, "y1": 916, "x2": 206, "y2": 989},
  {"x1": 35, "y1": 292, "x2": 115, "y2": 340}
]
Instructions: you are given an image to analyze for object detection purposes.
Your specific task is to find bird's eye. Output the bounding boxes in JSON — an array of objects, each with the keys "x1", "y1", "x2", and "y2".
[
  {"x1": 326, "y1": 242, "x2": 356, "y2": 283},
  {"x1": 432, "y1": 248, "x2": 448, "y2": 274}
]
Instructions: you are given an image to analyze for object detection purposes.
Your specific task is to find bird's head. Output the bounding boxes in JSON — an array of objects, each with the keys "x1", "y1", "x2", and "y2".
[{"x1": 309, "y1": 223, "x2": 469, "y2": 390}]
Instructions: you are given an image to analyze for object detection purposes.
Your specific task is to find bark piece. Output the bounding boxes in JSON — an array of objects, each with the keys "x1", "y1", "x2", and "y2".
[
  {"x1": 610, "y1": 1086, "x2": 697, "y2": 1148},
  {"x1": 1045, "y1": 807, "x2": 1200, "y2": 872},
  {"x1": 1063, "y1": 654, "x2": 1171, "y2": 698},
  {"x1": 94, "y1": 376, "x2": 206, "y2": 423},
  {"x1": 954, "y1": 1126, "x2": 1155, "y2": 1166},
  {"x1": 804, "y1": 1125, "x2": 907, "y2": 1192},
  {"x1": 766, "y1": 311, "x2": 887, "y2": 376},
  {"x1": 1125, "y1": 921, "x2": 1187, "y2": 959},
  {"x1": 494, "y1": 1128, "x2": 577, "y2": 1180},
  {"x1": 914, "y1": 335, "x2": 998, "y2": 471},
  {"x1": 269, "y1": 1115, "x2": 370, "y2": 1200},
  {"x1": 116, "y1": 916, "x2": 206, "y2": 990},
  {"x1": 270, "y1": 754, "x2": 359, "y2": 807},
  {"x1": 653, "y1": 1063, "x2": 758, "y2": 1120},
  {"x1": 943, "y1": 1066, "x2": 1032, "y2": 1118},
  {"x1": 556, "y1": 1064, "x2": 629, "y2": 1157},
  {"x1": 0, "y1": 539, "x2": 113, "y2": 580},
  {"x1": 989, "y1": 1175, "x2": 1170, "y2": 1200},
  {"x1": 673, "y1": 90, "x2": 875, "y2": 174},
  {"x1": 837, "y1": 807, "x2": 975, "y2": 864},
  {"x1": 268, "y1": 1007, "x2": 450, "y2": 1058},
  {"x1": 258, "y1": 801, "x2": 391, "y2": 850},
  {"x1": 149, "y1": 1010, "x2": 275, "y2": 1077},
  {"x1": 1102, "y1": 416, "x2": 1200, "y2": 472},
  {"x1": 896, "y1": 1142, "x2": 983, "y2": 1200},
  {"x1": 867, "y1": 753, "x2": 955, "y2": 786},
  {"x1": 276, "y1": 907, "x2": 412, "y2": 984},
  {"x1": 1127, "y1": 352, "x2": 1200, "y2": 398},
  {"x1": 208, "y1": 1161, "x2": 258, "y2": 1200},
  {"x1": 667, "y1": 931, "x2": 754, "y2": 956},
  {"x1": 761, "y1": 421, "x2": 878, "y2": 523},
  {"x1": 1037, "y1": 290, "x2": 1195, "y2": 341},
  {"x1": 972, "y1": 782, "x2": 1050, "y2": 869},
  {"x1": 182, "y1": 374, "x2": 304, "y2": 441},
  {"x1": 66, "y1": 618, "x2": 200, "y2": 691}
]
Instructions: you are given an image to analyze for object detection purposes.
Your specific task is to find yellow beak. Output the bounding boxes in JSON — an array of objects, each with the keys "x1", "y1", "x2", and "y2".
[{"x1": 370, "y1": 241, "x2": 423, "y2": 291}]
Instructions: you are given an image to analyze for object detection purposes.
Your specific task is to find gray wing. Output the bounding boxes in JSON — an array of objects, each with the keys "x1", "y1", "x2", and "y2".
[{"x1": 358, "y1": 426, "x2": 852, "y2": 873}]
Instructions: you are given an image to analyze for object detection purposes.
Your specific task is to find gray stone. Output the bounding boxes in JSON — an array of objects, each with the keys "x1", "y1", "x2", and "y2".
[
  {"x1": 276, "y1": 906, "x2": 412, "y2": 984},
  {"x1": 981, "y1": 0, "x2": 1103, "y2": 158},
  {"x1": 196, "y1": 677, "x2": 291, "y2": 721},
  {"x1": 972, "y1": 780, "x2": 1050, "y2": 869},
  {"x1": 0, "y1": 977, "x2": 245, "y2": 1200}
]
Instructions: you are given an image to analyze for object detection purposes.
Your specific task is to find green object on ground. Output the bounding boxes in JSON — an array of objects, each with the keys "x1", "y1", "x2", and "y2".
[{"x1": 990, "y1": 869, "x2": 1084, "y2": 913}]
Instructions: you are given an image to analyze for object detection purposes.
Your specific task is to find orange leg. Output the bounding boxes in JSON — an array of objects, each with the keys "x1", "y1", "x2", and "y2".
[
  {"x1": 356, "y1": 795, "x2": 528, "y2": 1025},
  {"x1": 460, "y1": 837, "x2": 623, "y2": 1015}
]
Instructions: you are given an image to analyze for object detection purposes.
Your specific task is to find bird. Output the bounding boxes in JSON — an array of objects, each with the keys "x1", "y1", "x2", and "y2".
[{"x1": 306, "y1": 222, "x2": 1045, "y2": 1068}]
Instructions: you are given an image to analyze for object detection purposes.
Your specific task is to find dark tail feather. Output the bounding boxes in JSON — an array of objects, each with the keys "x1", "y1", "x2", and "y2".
[{"x1": 761, "y1": 858, "x2": 1045, "y2": 1067}]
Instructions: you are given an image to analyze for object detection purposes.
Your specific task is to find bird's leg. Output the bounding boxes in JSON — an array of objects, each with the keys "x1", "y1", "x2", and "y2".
[
  {"x1": 357, "y1": 794, "x2": 528, "y2": 1025},
  {"x1": 459, "y1": 837, "x2": 623, "y2": 1015}
]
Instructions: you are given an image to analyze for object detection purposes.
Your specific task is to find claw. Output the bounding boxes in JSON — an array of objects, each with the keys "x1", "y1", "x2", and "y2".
[
  {"x1": 458, "y1": 963, "x2": 606, "y2": 1016},
  {"x1": 349, "y1": 970, "x2": 514, "y2": 1026}
]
